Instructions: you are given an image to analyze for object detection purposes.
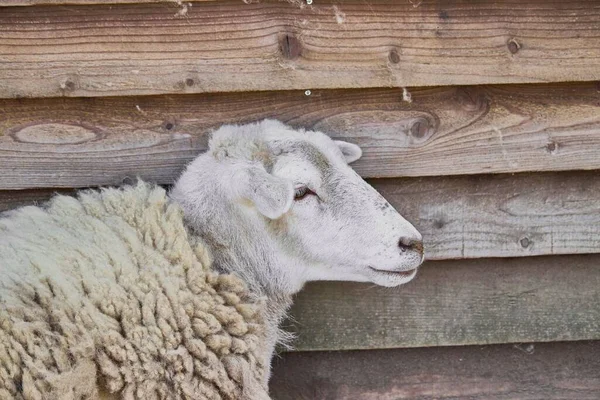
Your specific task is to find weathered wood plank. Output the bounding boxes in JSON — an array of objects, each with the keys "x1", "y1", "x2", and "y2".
[
  {"x1": 0, "y1": 189, "x2": 72, "y2": 213},
  {"x1": 2, "y1": 0, "x2": 205, "y2": 5},
  {"x1": 1, "y1": 0, "x2": 599, "y2": 98},
  {"x1": 1, "y1": 84, "x2": 600, "y2": 189},
  {"x1": 270, "y1": 341, "x2": 600, "y2": 400},
  {"x1": 374, "y1": 171, "x2": 600, "y2": 259},
  {"x1": 287, "y1": 255, "x2": 600, "y2": 351},
  {"x1": 3, "y1": 171, "x2": 600, "y2": 260}
]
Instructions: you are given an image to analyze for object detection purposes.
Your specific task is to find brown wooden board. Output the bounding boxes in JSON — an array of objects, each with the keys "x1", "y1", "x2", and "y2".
[
  {"x1": 2, "y1": 84, "x2": 600, "y2": 189},
  {"x1": 0, "y1": 188, "x2": 72, "y2": 213},
  {"x1": 3, "y1": 0, "x2": 206, "y2": 5},
  {"x1": 270, "y1": 341, "x2": 600, "y2": 399},
  {"x1": 1, "y1": 0, "x2": 600, "y2": 98},
  {"x1": 3, "y1": 196, "x2": 600, "y2": 351},
  {"x1": 3, "y1": 171, "x2": 600, "y2": 260},
  {"x1": 286, "y1": 254, "x2": 600, "y2": 351},
  {"x1": 374, "y1": 171, "x2": 600, "y2": 259}
]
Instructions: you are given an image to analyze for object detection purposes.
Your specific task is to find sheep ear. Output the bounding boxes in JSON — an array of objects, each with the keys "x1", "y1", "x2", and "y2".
[
  {"x1": 334, "y1": 140, "x2": 362, "y2": 164},
  {"x1": 238, "y1": 168, "x2": 294, "y2": 219}
]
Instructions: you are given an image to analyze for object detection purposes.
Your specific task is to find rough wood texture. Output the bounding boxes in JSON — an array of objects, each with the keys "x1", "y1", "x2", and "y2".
[
  {"x1": 1, "y1": 0, "x2": 600, "y2": 98},
  {"x1": 0, "y1": 189, "x2": 72, "y2": 213},
  {"x1": 3, "y1": 0, "x2": 198, "y2": 4},
  {"x1": 270, "y1": 341, "x2": 600, "y2": 399},
  {"x1": 287, "y1": 255, "x2": 600, "y2": 351},
  {"x1": 374, "y1": 171, "x2": 600, "y2": 259},
  {"x1": 2, "y1": 84, "x2": 600, "y2": 189},
  {"x1": 3, "y1": 171, "x2": 600, "y2": 260}
]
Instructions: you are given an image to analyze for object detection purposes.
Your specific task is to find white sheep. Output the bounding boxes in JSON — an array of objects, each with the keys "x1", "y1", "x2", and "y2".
[{"x1": 0, "y1": 120, "x2": 424, "y2": 400}]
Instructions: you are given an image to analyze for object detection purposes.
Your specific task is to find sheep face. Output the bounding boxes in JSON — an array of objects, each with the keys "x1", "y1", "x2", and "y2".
[{"x1": 171, "y1": 120, "x2": 423, "y2": 293}]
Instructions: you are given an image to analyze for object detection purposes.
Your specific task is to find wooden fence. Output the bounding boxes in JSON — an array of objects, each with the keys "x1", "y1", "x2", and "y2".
[{"x1": 1, "y1": 0, "x2": 599, "y2": 398}]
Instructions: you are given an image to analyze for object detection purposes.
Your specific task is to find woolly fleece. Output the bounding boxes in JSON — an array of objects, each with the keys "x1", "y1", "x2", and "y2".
[{"x1": 0, "y1": 182, "x2": 270, "y2": 400}]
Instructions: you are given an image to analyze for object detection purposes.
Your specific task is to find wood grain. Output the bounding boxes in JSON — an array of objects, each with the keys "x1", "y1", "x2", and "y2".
[
  {"x1": 3, "y1": 192, "x2": 599, "y2": 350},
  {"x1": 0, "y1": 188, "x2": 72, "y2": 213},
  {"x1": 2, "y1": 0, "x2": 204, "y2": 5},
  {"x1": 3, "y1": 171, "x2": 600, "y2": 260},
  {"x1": 270, "y1": 341, "x2": 600, "y2": 400},
  {"x1": 373, "y1": 171, "x2": 600, "y2": 259},
  {"x1": 1, "y1": 84, "x2": 600, "y2": 189},
  {"x1": 1, "y1": 0, "x2": 599, "y2": 98},
  {"x1": 287, "y1": 255, "x2": 600, "y2": 351}
]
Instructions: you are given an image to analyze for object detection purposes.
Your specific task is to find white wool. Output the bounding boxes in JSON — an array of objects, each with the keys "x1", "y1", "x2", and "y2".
[
  {"x1": 0, "y1": 119, "x2": 425, "y2": 399},
  {"x1": 0, "y1": 182, "x2": 269, "y2": 400}
]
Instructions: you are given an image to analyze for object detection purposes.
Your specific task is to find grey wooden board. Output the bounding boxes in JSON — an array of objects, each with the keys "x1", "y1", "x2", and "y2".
[
  {"x1": 372, "y1": 171, "x2": 600, "y2": 259},
  {"x1": 287, "y1": 254, "x2": 600, "y2": 351},
  {"x1": 1, "y1": 84, "x2": 600, "y2": 189},
  {"x1": 2, "y1": 170, "x2": 600, "y2": 260},
  {"x1": 1, "y1": 1, "x2": 600, "y2": 98},
  {"x1": 270, "y1": 341, "x2": 600, "y2": 399}
]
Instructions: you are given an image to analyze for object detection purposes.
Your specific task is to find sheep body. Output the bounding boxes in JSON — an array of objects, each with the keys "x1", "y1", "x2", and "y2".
[{"x1": 0, "y1": 182, "x2": 269, "y2": 400}]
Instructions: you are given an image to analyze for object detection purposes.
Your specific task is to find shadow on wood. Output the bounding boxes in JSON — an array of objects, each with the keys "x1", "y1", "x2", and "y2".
[{"x1": 270, "y1": 341, "x2": 600, "y2": 399}]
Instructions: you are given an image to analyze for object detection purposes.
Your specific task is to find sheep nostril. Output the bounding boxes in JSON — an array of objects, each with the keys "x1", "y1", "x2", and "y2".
[{"x1": 398, "y1": 237, "x2": 424, "y2": 255}]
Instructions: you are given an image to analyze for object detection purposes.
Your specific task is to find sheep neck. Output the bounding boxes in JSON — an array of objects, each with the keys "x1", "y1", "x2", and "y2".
[{"x1": 205, "y1": 242, "x2": 298, "y2": 376}]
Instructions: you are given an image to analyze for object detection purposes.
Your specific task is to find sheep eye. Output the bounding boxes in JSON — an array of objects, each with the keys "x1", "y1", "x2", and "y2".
[{"x1": 294, "y1": 186, "x2": 315, "y2": 201}]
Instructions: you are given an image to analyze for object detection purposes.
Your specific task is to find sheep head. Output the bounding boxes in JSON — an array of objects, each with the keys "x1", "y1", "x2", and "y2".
[{"x1": 171, "y1": 120, "x2": 423, "y2": 294}]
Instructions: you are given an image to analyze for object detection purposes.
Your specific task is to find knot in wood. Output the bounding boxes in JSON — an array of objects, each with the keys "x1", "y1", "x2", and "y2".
[
  {"x1": 507, "y1": 38, "x2": 521, "y2": 54},
  {"x1": 60, "y1": 79, "x2": 76, "y2": 92},
  {"x1": 388, "y1": 49, "x2": 400, "y2": 64},
  {"x1": 410, "y1": 119, "x2": 430, "y2": 139},
  {"x1": 185, "y1": 78, "x2": 195, "y2": 87},
  {"x1": 456, "y1": 87, "x2": 487, "y2": 112},
  {"x1": 280, "y1": 34, "x2": 302, "y2": 60},
  {"x1": 546, "y1": 141, "x2": 559, "y2": 155}
]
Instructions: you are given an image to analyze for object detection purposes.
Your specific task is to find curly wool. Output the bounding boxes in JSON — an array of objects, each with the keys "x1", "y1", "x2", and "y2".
[{"x1": 0, "y1": 182, "x2": 270, "y2": 400}]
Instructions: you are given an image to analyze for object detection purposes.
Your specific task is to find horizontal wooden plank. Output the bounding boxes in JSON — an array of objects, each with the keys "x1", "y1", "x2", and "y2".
[
  {"x1": 2, "y1": 83, "x2": 600, "y2": 189},
  {"x1": 287, "y1": 254, "x2": 600, "y2": 351},
  {"x1": 1, "y1": 0, "x2": 600, "y2": 98},
  {"x1": 374, "y1": 171, "x2": 600, "y2": 259},
  {"x1": 271, "y1": 341, "x2": 600, "y2": 400},
  {"x1": 0, "y1": 188, "x2": 72, "y2": 213},
  {"x1": 3, "y1": 171, "x2": 600, "y2": 260},
  {"x1": 2, "y1": 0, "x2": 207, "y2": 5}
]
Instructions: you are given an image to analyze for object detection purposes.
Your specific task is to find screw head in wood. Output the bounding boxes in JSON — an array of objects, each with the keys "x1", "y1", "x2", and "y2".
[
  {"x1": 305, "y1": 90, "x2": 312, "y2": 96},
  {"x1": 306, "y1": 0, "x2": 313, "y2": 4}
]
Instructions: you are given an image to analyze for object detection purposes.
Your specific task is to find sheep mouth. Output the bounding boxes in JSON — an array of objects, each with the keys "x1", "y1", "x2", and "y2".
[{"x1": 369, "y1": 266, "x2": 417, "y2": 278}]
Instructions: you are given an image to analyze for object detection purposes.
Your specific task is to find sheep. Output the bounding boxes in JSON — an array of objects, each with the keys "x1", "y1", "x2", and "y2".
[{"x1": 0, "y1": 119, "x2": 424, "y2": 400}]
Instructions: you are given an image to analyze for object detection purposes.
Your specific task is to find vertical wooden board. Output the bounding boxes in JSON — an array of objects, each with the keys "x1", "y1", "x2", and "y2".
[
  {"x1": 287, "y1": 255, "x2": 600, "y2": 351},
  {"x1": 270, "y1": 341, "x2": 600, "y2": 399}
]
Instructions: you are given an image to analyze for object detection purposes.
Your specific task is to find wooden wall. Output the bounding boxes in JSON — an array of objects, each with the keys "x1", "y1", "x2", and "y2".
[{"x1": 1, "y1": 0, "x2": 599, "y2": 398}]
